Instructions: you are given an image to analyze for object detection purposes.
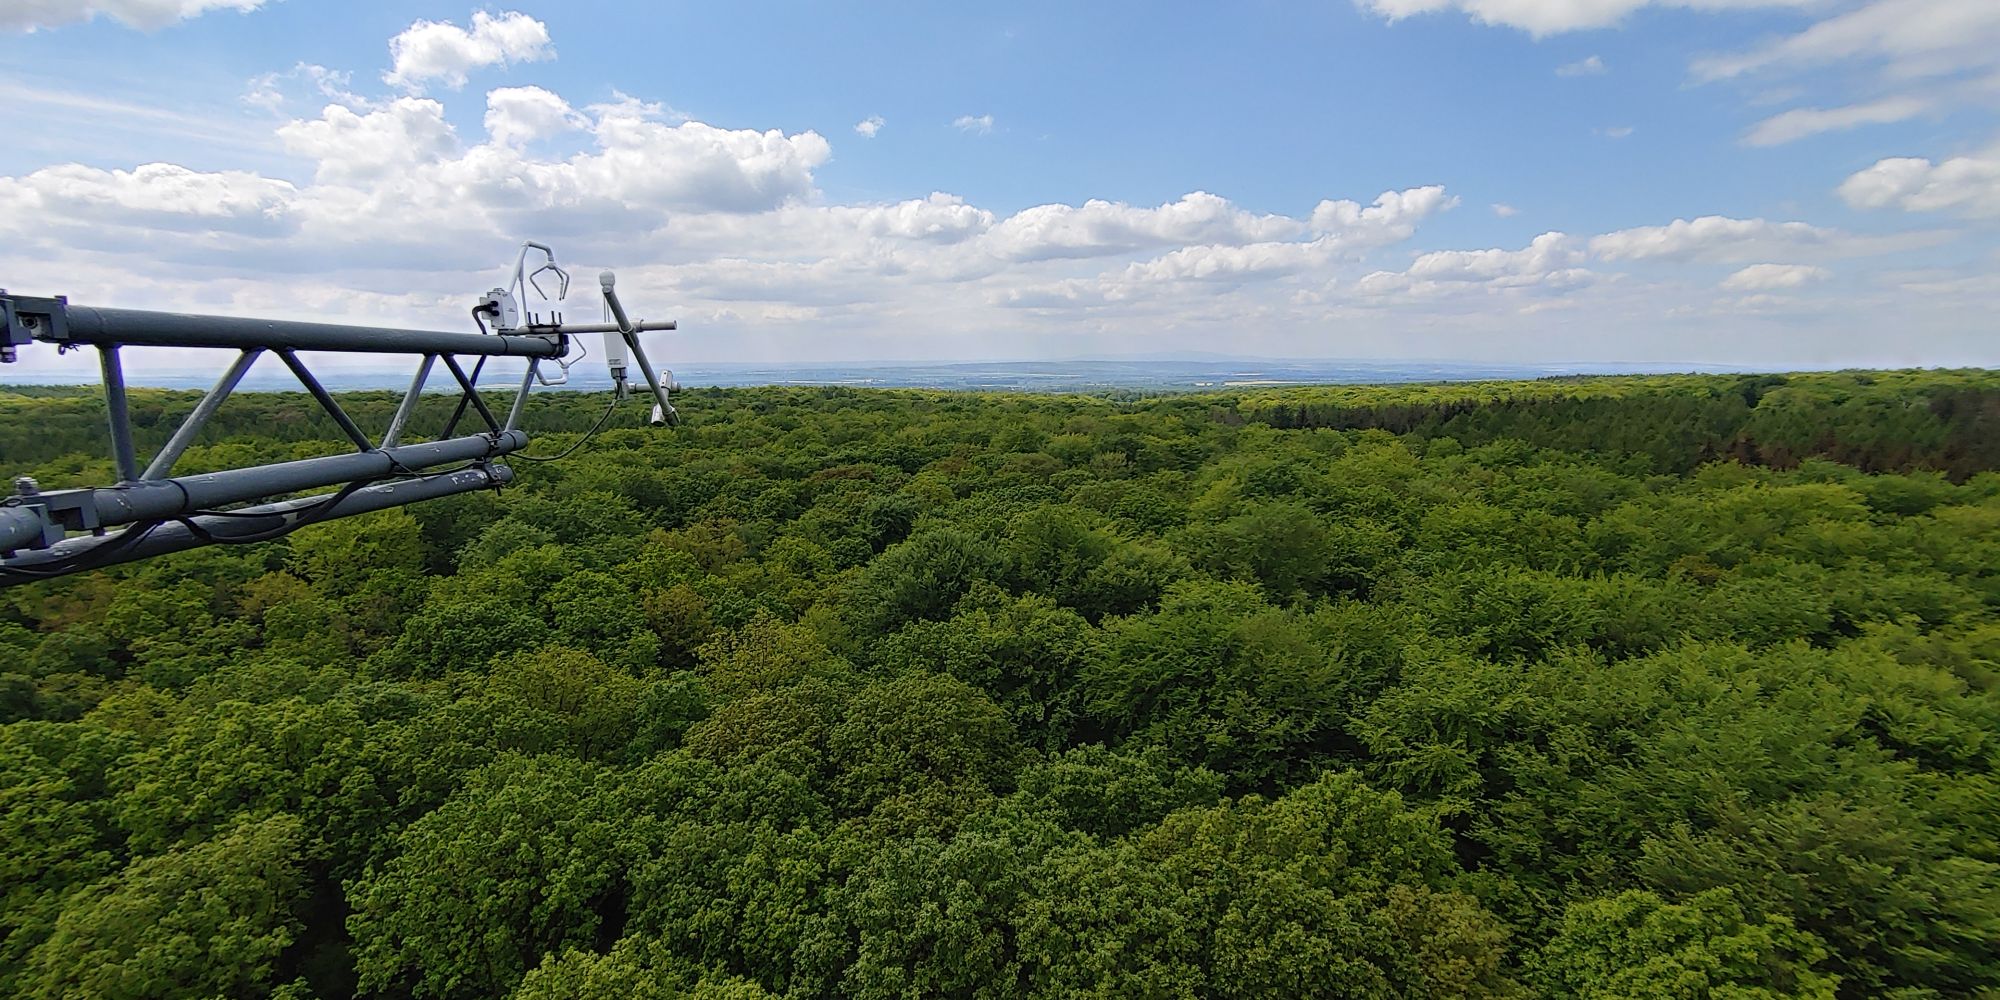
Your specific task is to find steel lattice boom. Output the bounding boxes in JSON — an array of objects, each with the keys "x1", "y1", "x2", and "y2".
[{"x1": 0, "y1": 241, "x2": 680, "y2": 586}]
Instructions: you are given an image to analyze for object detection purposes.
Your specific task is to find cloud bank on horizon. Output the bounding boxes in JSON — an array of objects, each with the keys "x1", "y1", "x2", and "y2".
[{"x1": 1, "y1": 0, "x2": 1996, "y2": 370}]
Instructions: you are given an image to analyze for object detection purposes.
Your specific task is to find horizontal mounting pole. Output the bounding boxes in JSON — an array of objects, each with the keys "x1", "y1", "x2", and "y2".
[
  {"x1": 27, "y1": 301, "x2": 565, "y2": 358},
  {"x1": 539, "y1": 319, "x2": 676, "y2": 335},
  {"x1": 0, "y1": 466, "x2": 512, "y2": 584},
  {"x1": 0, "y1": 431, "x2": 526, "y2": 553}
]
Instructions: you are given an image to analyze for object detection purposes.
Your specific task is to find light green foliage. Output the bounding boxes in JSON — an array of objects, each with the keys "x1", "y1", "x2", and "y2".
[
  {"x1": 828, "y1": 671, "x2": 1024, "y2": 818},
  {"x1": 347, "y1": 754, "x2": 646, "y2": 1000},
  {"x1": 697, "y1": 614, "x2": 850, "y2": 698},
  {"x1": 1534, "y1": 889, "x2": 1838, "y2": 999},
  {"x1": 510, "y1": 939, "x2": 778, "y2": 999},
  {"x1": 850, "y1": 524, "x2": 1001, "y2": 631},
  {"x1": 1001, "y1": 504, "x2": 1185, "y2": 617},
  {"x1": 1638, "y1": 794, "x2": 2000, "y2": 996},
  {"x1": 1003, "y1": 744, "x2": 1224, "y2": 838},
  {"x1": 111, "y1": 694, "x2": 379, "y2": 860},
  {"x1": 4, "y1": 372, "x2": 1999, "y2": 999},
  {"x1": 25, "y1": 813, "x2": 306, "y2": 1000},
  {"x1": 482, "y1": 646, "x2": 647, "y2": 760},
  {"x1": 1009, "y1": 773, "x2": 1514, "y2": 999},
  {"x1": 541, "y1": 569, "x2": 659, "y2": 669},
  {"x1": 872, "y1": 587, "x2": 1094, "y2": 748},
  {"x1": 622, "y1": 754, "x2": 843, "y2": 992},
  {"x1": 372, "y1": 585, "x2": 549, "y2": 678},
  {"x1": 288, "y1": 509, "x2": 425, "y2": 597},
  {"x1": 1181, "y1": 500, "x2": 1344, "y2": 598},
  {"x1": 1084, "y1": 580, "x2": 1362, "y2": 784},
  {"x1": 0, "y1": 722, "x2": 135, "y2": 995}
]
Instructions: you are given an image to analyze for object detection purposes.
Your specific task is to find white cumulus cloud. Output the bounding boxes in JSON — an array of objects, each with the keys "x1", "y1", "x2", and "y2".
[
  {"x1": 3, "y1": 0, "x2": 264, "y2": 32},
  {"x1": 1357, "y1": 232, "x2": 1596, "y2": 297},
  {"x1": 1309, "y1": 185, "x2": 1458, "y2": 243},
  {"x1": 483, "y1": 86, "x2": 584, "y2": 146},
  {"x1": 1693, "y1": 0, "x2": 2000, "y2": 83},
  {"x1": 1355, "y1": 0, "x2": 1807, "y2": 38},
  {"x1": 1412, "y1": 231, "x2": 1586, "y2": 283},
  {"x1": 953, "y1": 114, "x2": 994, "y2": 135},
  {"x1": 1839, "y1": 150, "x2": 2000, "y2": 217},
  {"x1": 1117, "y1": 240, "x2": 1333, "y2": 285},
  {"x1": 986, "y1": 186, "x2": 1458, "y2": 312},
  {"x1": 829, "y1": 193, "x2": 994, "y2": 242},
  {"x1": 984, "y1": 191, "x2": 1303, "y2": 262},
  {"x1": 384, "y1": 10, "x2": 553, "y2": 92},
  {"x1": 1590, "y1": 216, "x2": 1874, "y2": 262},
  {"x1": 278, "y1": 98, "x2": 461, "y2": 183},
  {"x1": 854, "y1": 115, "x2": 884, "y2": 138},
  {"x1": 0, "y1": 162, "x2": 296, "y2": 233},
  {"x1": 1721, "y1": 263, "x2": 1832, "y2": 290},
  {"x1": 1744, "y1": 96, "x2": 1931, "y2": 146},
  {"x1": 1557, "y1": 55, "x2": 1606, "y2": 76}
]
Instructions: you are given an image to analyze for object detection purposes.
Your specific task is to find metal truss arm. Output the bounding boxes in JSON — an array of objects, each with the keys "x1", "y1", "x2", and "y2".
[
  {"x1": 0, "y1": 296, "x2": 552, "y2": 585},
  {"x1": 0, "y1": 243, "x2": 682, "y2": 586},
  {"x1": 6, "y1": 298, "x2": 566, "y2": 358},
  {"x1": 1, "y1": 465, "x2": 512, "y2": 580}
]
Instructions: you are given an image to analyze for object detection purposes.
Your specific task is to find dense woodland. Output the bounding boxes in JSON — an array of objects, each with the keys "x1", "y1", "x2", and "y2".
[{"x1": 2, "y1": 369, "x2": 1998, "y2": 999}]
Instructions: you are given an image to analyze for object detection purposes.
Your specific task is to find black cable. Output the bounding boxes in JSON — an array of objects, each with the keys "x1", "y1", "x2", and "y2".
[
  {"x1": 0, "y1": 519, "x2": 168, "y2": 582},
  {"x1": 1, "y1": 479, "x2": 366, "y2": 581},
  {"x1": 510, "y1": 395, "x2": 619, "y2": 463},
  {"x1": 4, "y1": 459, "x2": 489, "y2": 583},
  {"x1": 183, "y1": 460, "x2": 484, "y2": 523},
  {"x1": 175, "y1": 476, "x2": 380, "y2": 545}
]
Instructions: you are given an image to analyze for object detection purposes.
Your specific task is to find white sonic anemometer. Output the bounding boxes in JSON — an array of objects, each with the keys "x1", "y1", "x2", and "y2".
[{"x1": 475, "y1": 241, "x2": 680, "y2": 426}]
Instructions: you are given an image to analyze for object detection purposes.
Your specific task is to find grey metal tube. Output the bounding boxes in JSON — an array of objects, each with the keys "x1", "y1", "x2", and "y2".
[
  {"x1": 99, "y1": 346, "x2": 140, "y2": 483},
  {"x1": 547, "y1": 320, "x2": 676, "y2": 334},
  {"x1": 440, "y1": 355, "x2": 502, "y2": 431},
  {"x1": 601, "y1": 285, "x2": 677, "y2": 424},
  {"x1": 0, "y1": 506, "x2": 49, "y2": 552},
  {"x1": 624, "y1": 332, "x2": 676, "y2": 426},
  {"x1": 0, "y1": 466, "x2": 511, "y2": 583},
  {"x1": 144, "y1": 349, "x2": 261, "y2": 481},
  {"x1": 600, "y1": 283, "x2": 637, "y2": 334},
  {"x1": 53, "y1": 305, "x2": 565, "y2": 357},
  {"x1": 380, "y1": 354, "x2": 435, "y2": 448},
  {"x1": 505, "y1": 360, "x2": 537, "y2": 433},
  {"x1": 82, "y1": 431, "x2": 525, "y2": 530},
  {"x1": 278, "y1": 349, "x2": 373, "y2": 451}
]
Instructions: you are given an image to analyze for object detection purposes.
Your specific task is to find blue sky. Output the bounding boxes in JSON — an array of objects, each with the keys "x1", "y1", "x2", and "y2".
[{"x1": 3, "y1": 0, "x2": 1998, "y2": 372}]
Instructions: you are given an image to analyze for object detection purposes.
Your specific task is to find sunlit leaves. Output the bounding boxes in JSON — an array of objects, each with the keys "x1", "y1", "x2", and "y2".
[
  {"x1": 7, "y1": 373, "x2": 2000, "y2": 998},
  {"x1": 1533, "y1": 888, "x2": 1838, "y2": 1000},
  {"x1": 25, "y1": 813, "x2": 307, "y2": 1000}
]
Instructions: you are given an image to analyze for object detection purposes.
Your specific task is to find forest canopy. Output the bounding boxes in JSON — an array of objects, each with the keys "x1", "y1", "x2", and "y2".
[{"x1": 2, "y1": 369, "x2": 1997, "y2": 999}]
